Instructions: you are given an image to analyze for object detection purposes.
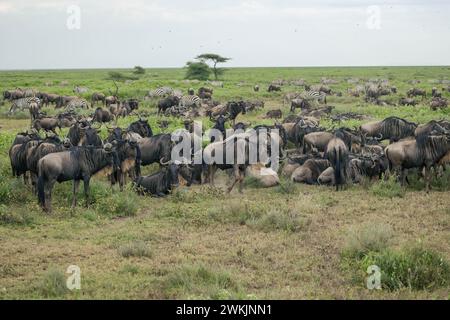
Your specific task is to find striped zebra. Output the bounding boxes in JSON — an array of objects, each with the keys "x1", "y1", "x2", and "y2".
[
  {"x1": 66, "y1": 98, "x2": 89, "y2": 110},
  {"x1": 9, "y1": 97, "x2": 40, "y2": 114},
  {"x1": 179, "y1": 95, "x2": 201, "y2": 108},
  {"x1": 301, "y1": 90, "x2": 327, "y2": 104},
  {"x1": 147, "y1": 87, "x2": 174, "y2": 98}
]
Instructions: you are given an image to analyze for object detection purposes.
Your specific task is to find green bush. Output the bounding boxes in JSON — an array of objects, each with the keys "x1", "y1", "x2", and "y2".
[
  {"x1": 0, "y1": 205, "x2": 36, "y2": 226},
  {"x1": 343, "y1": 223, "x2": 394, "y2": 259},
  {"x1": 275, "y1": 178, "x2": 298, "y2": 195},
  {"x1": 94, "y1": 189, "x2": 140, "y2": 217},
  {"x1": 118, "y1": 241, "x2": 152, "y2": 258},
  {"x1": 247, "y1": 209, "x2": 310, "y2": 233},
  {"x1": 361, "y1": 247, "x2": 450, "y2": 290},
  {"x1": 370, "y1": 175, "x2": 405, "y2": 198},
  {"x1": 36, "y1": 268, "x2": 69, "y2": 298},
  {"x1": 0, "y1": 178, "x2": 33, "y2": 205}
]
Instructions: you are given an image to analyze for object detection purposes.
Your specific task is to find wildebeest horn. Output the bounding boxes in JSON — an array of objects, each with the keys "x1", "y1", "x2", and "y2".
[{"x1": 160, "y1": 158, "x2": 171, "y2": 165}]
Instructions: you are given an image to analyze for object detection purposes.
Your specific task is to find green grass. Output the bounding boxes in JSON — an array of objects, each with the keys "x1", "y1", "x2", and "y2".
[{"x1": 0, "y1": 66, "x2": 449, "y2": 299}]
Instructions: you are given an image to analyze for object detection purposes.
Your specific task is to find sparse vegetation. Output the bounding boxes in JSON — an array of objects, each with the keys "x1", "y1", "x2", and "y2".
[{"x1": 0, "y1": 66, "x2": 448, "y2": 299}]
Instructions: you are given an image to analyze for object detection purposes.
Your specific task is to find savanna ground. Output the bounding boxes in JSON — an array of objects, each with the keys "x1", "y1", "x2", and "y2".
[{"x1": 0, "y1": 66, "x2": 449, "y2": 299}]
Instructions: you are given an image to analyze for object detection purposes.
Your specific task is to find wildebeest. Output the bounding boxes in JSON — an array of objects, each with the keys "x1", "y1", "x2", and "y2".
[
  {"x1": 37, "y1": 143, "x2": 117, "y2": 212},
  {"x1": 109, "y1": 139, "x2": 141, "y2": 191},
  {"x1": 325, "y1": 132, "x2": 349, "y2": 191},
  {"x1": 93, "y1": 107, "x2": 114, "y2": 123},
  {"x1": 33, "y1": 117, "x2": 61, "y2": 135},
  {"x1": 3, "y1": 88, "x2": 24, "y2": 101},
  {"x1": 105, "y1": 95, "x2": 119, "y2": 107},
  {"x1": 225, "y1": 101, "x2": 247, "y2": 125},
  {"x1": 138, "y1": 134, "x2": 173, "y2": 166},
  {"x1": 268, "y1": 84, "x2": 281, "y2": 92},
  {"x1": 128, "y1": 118, "x2": 153, "y2": 138},
  {"x1": 263, "y1": 109, "x2": 283, "y2": 119},
  {"x1": 431, "y1": 87, "x2": 442, "y2": 98},
  {"x1": 291, "y1": 159, "x2": 330, "y2": 184},
  {"x1": 407, "y1": 88, "x2": 426, "y2": 99},
  {"x1": 55, "y1": 95, "x2": 77, "y2": 108},
  {"x1": 203, "y1": 132, "x2": 269, "y2": 193},
  {"x1": 91, "y1": 92, "x2": 106, "y2": 107},
  {"x1": 254, "y1": 85, "x2": 259, "y2": 92},
  {"x1": 290, "y1": 98, "x2": 311, "y2": 112},
  {"x1": 430, "y1": 97, "x2": 448, "y2": 110},
  {"x1": 9, "y1": 136, "x2": 41, "y2": 182},
  {"x1": 399, "y1": 97, "x2": 417, "y2": 106},
  {"x1": 360, "y1": 116, "x2": 417, "y2": 143},
  {"x1": 303, "y1": 131, "x2": 334, "y2": 153},
  {"x1": 158, "y1": 95, "x2": 180, "y2": 114},
  {"x1": 198, "y1": 87, "x2": 213, "y2": 100},
  {"x1": 385, "y1": 132, "x2": 450, "y2": 191},
  {"x1": 210, "y1": 115, "x2": 228, "y2": 142},
  {"x1": 122, "y1": 98, "x2": 139, "y2": 111},
  {"x1": 133, "y1": 161, "x2": 182, "y2": 196}
]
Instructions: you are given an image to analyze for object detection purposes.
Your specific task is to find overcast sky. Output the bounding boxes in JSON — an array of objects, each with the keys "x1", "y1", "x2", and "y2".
[{"x1": 0, "y1": 0, "x2": 449, "y2": 69}]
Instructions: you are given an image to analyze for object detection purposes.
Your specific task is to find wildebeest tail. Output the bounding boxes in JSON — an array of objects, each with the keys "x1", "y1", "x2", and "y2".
[
  {"x1": 135, "y1": 145, "x2": 141, "y2": 177},
  {"x1": 334, "y1": 148, "x2": 342, "y2": 187},
  {"x1": 37, "y1": 174, "x2": 45, "y2": 207}
]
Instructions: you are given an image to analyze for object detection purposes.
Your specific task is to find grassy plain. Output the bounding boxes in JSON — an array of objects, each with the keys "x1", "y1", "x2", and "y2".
[{"x1": 0, "y1": 66, "x2": 449, "y2": 299}]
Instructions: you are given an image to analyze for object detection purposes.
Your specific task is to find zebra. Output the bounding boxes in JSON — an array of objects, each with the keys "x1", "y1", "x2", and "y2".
[
  {"x1": 9, "y1": 97, "x2": 41, "y2": 114},
  {"x1": 66, "y1": 98, "x2": 89, "y2": 110},
  {"x1": 73, "y1": 86, "x2": 89, "y2": 94},
  {"x1": 283, "y1": 92, "x2": 302, "y2": 106},
  {"x1": 300, "y1": 90, "x2": 327, "y2": 104},
  {"x1": 179, "y1": 95, "x2": 201, "y2": 108},
  {"x1": 147, "y1": 87, "x2": 174, "y2": 98}
]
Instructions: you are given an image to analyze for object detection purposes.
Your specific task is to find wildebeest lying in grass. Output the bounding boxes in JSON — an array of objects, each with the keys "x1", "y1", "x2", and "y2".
[{"x1": 37, "y1": 143, "x2": 117, "y2": 213}]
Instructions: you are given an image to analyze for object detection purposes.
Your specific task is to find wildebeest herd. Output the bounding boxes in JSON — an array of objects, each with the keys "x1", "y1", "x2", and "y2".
[{"x1": 4, "y1": 81, "x2": 450, "y2": 213}]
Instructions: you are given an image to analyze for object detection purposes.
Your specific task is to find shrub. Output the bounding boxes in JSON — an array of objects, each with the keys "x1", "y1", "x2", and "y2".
[
  {"x1": 118, "y1": 241, "x2": 152, "y2": 258},
  {"x1": 184, "y1": 61, "x2": 211, "y2": 81},
  {"x1": 275, "y1": 178, "x2": 298, "y2": 195},
  {"x1": 0, "y1": 178, "x2": 33, "y2": 205},
  {"x1": 0, "y1": 205, "x2": 36, "y2": 226},
  {"x1": 361, "y1": 247, "x2": 450, "y2": 290},
  {"x1": 163, "y1": 265, "x2": 244, "y2": 299},
  {"x1": 95, "y1": 190, "x2": 139, "y2": 218},
  {"x1": 370, "y1": 175, "x2": 405, "y2": 198},
  {"x1": 36, "y1": 268, "x2": 69, "y2": 298},
  {"x1": 247, "y1": 209, "x2": 309, "y2": 233},
  {"x1": 342, "y1": 223, "x2": 394, "y2": 259}
]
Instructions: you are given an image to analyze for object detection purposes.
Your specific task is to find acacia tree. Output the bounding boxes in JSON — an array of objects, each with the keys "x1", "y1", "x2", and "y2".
[
  {"x1": 184, "y1": 61, "x2": 211, "y2": 81},
  {"x1": 195, "y1": 53, "x2": 231, "y2": 80}
]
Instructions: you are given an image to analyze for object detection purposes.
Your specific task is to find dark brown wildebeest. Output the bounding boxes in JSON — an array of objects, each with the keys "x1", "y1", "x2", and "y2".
[
  {"x1": 430, "y1": 97, "x2": 448, "y2": 110},
  {"x1": 303, "y1": 131, "x2": 334, "y2": 153},
  {"x1": 360, "y1": 116, "x2": 417, "y2": 143},
  {"x1": 407, "y1": 87, "x2": 426, "y2": 99},
  {"x1": 385, "y1": 131, "x2": 450, "y2": 192},
  {"x1": 128, "y1": 118, "x2": 153, "y2": 138},
  {"x1": 33, "y1": 117, "x2": 61, "y2": 135},
  {"x1": 37, "y1": 143, "x2": 118, "y2": 212},
  {"x1": 158, "y1": 96, "x2": 180, "y2": 115},
  {"x1": 254, "y1": 85, "x2": 259, "y2": 92},
  {"x1": 138, "y1": 134, "x2": 173, "y2": 167},
  {"x1": 268, "y1": 84, "x2": 281, "y2": 92},
  {"x1": 263, "y1": 109, "x2": 282, "y2": 119},
  {"x1": 91, "y1": 92, "x2": 106, "y2": 107},
  {"x1": 133, "y1": 160, "x2": 182, "y2": 197},
  {"x1": 399, "y1": 97, "x2": 417, "y2": 106},
  {"x1": 93, "y1": 107, "x2": 114, "y2": 123},
  {"x1": 325, "y1": 131, "x2": 349, "y2": 191}
]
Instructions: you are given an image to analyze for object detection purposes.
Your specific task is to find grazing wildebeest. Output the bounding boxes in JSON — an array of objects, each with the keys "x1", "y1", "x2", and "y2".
[
  {"x1": 360, "y1": 116, "x2": 417, "y2": 143},
  {"x1": 158, "y1": 95, "x2": 180, "y2": 115},
  {"x1": 290, "y1": 98, "x2": 311, "y2": 112},
  {"x1": 93, "y1": 107, "x2": 114, "y2": 123},
  {"x1": 325, "y1": 132, "x2": 349, "y2": 191},
  {"x1": 133, "y1": 160, "x2": 182, "y2": 197},
  {"x1": 37, "y1": 143, "x2": 117, "y2": 212},
  {"x1": 254, "y1": 85, "x2": 259, "y2": 92},
  {"x1": 55, "y1": 95, "x2": 77, "y2": 108},
  {"x1": 385, "y1": 132, "x2": 450, "y2": 191},
  {"x1": 138, "y1": 134, "x2": 173, "y2": 166},
  {"x1": 122, "y1": 98, "x2": 139, "y2": 111},
  {"x1": 91, "y1": 92, "x2": 106, "y2": 107},
  {"x1": 198, "y1": 87, "x2": 213, "y2": 99},
  {"x1": 268, "y1": 84, "x2": 281, "y2": 92},
  {"x1": 79, "y1": 126, "x2": 103, "y2": 147},
  {"x1": 128, "y1": 118, "x2": 153, "y2": 138},
  {"x1": 263, "y1": 109, "x2": 283, "y2": 119},
  {"x1": 407, "y1": 88, "x2": 426, "y2": 99},
  {"x1": 399, "y1": 97, "x2": 417, "y2": 106},
  {"x1": 105, "y1": 95, "x2": 119, "y2": 107},
  {"x1": 430, "y1": 97, "x2": 448, "y2": 110},
  {"x1": 33, "y1": 117, "x2": 61, "y2": 135},
  {"x1": 9, "y1": 137, "x2": 41, "y2": 182},
  {"x1": 431, "y1": 87, "x2": 441, "y2": 98},
  {"x1": 291, "y1": 159, "x2": 331, "y2": 184}
]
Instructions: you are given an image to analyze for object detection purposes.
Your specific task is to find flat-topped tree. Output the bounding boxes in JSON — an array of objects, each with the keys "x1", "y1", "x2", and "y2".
[{"x1": 195, "y1": 53, "x2": 231, "y2": 80}]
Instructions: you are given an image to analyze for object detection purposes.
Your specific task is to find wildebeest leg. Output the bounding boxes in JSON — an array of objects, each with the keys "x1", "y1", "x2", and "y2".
[
  {"x1": 72, "y1": 180, "x2": 80, "y2": 208},
  {"x1": 83, "y1": 176, "x2": 91, "y2": 207},
  {"x1": 119, "y1": 171, "x2": 125, "y2": 192},
  {"x1": 45, "y1": 180, "x2": 55, "y2": 213},
  {"x1": 227, "y1": 165, "x2": 240, "y2": 193},
  {"x1": 208, "y1": 166, "x2": 216, "y2": 186},
  {"x1": 424, "y1": 166, "x2": 431, "y2": 193}
]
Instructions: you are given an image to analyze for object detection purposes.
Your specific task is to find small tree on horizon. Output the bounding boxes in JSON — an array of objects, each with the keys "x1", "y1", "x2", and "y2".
[
  {"x1": 195, "y1": 53, "x2": 231, "y2": 80},
  {"x1": 133, "y1": 66, "x2": 145, "y2": 75},
  {"x1": 184, "y1": 61, "x2": 211, "y2": 81}
]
